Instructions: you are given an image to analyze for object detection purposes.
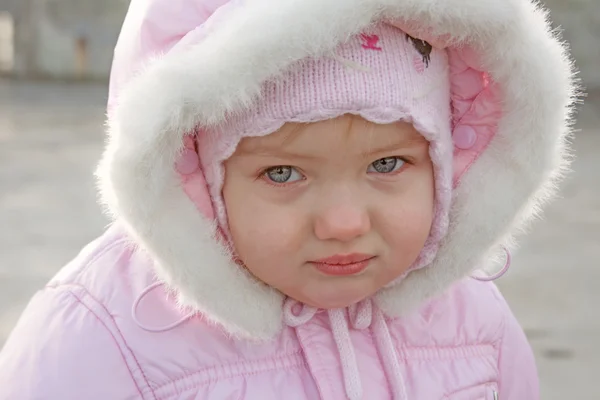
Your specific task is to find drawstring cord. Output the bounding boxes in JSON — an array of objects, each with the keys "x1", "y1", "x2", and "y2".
[
  {"x1": 472, "y1": 246, "x2": 511, "y2": 282},
  {"x1": 329, "y1": 308, "x2": 362, "y2": 399},
  {"x1": 132, "y1": 281, "x2": 195, "y2": 332},
  {"x1": 372, "y1": 307, "x2": 407, "y2": 399},
  {"x1": 284, "y1": 298, "x2": 408, "y2": 400}
]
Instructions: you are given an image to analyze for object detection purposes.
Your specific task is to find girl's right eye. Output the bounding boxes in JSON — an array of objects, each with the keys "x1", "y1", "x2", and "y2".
[
  {"x1": 367, "y1": 156, "x2": 405, "y2": 174},
  {"x1": 263, "y1": 166, "x2": 304, "y2": 184}
]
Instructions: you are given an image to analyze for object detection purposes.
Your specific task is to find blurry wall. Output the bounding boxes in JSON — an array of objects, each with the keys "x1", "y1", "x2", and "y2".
[
  {"x1": 543, "y1": 0, "x2": 600, "y2": 92},
  {"x1": 0, "y1": 0, "x2": 129, "y2": 79},
  {"x1": 0, "y1": 0, "x2": 599, "y2": 89}
]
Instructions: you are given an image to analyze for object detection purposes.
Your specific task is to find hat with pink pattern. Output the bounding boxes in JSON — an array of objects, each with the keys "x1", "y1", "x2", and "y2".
[{"x1": 195, "y1": 23, "x2": 453, "y2": 272}]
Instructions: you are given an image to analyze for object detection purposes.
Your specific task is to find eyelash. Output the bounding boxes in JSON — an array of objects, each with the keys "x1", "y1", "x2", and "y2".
[
  {"x1": 258, "y1": 166, "x2": 305, "y2": 188},
  {"x1": 367, "y1": 156, "x2": 409, "y2": 174},
  {"x1": 259, "y1": 156, "x2": 411, "y2": 187}
]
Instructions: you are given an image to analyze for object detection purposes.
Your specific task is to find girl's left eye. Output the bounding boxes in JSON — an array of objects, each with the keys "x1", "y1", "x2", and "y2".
[
  {"x1": 263, "y1": 166, "x2": 304, "y2": 184},
  {"x1": 367, "y1": 157, "x2": 405, "y2": 174}
]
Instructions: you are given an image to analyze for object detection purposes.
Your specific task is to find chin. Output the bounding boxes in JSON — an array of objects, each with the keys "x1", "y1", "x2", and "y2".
[
  {"x1": 304, "y1": 287, "x2": 373, "y2": 309},
  {"x1": 283, "y1": 273, "x2": 384, "y2": 309}
]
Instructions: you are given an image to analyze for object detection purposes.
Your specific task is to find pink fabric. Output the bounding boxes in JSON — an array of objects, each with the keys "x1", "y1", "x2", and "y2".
[
  {"x1": 178, "y1": 135, "x2": 215, "y2": 220},
  {"x1": 447, "y1": 48, "x2": 502, "y2": 185},
  {"x1": 107, "y1": 0, "x2": 231, "y2": 117},
  {"x1": 0, "y1": 228, "x2": 539, "y2": 399}
]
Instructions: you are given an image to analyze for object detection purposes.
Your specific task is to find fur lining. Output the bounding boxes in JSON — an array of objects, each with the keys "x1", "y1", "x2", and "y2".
[{"x1": 97, "y1": 0, "x2": 576, "y2": 339}]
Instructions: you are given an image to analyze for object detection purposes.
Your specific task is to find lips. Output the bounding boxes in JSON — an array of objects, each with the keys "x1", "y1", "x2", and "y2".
[
  {"x1": 312, "y1": 253, "x2": 374, "y2": 265},
  {"x1": 309, "y1": 253, "x2": 375, "y2": 276}
]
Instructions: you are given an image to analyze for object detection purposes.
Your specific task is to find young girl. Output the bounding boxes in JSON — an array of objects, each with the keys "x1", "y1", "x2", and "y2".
[{"x1": 0, "y1": 0, "x2": 576, "y2": 399}]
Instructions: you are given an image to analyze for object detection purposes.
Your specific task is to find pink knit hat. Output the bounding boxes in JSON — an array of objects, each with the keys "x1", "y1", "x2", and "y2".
[{"x1": 196, "y1": 23, "x2": 453, "y2": 272}]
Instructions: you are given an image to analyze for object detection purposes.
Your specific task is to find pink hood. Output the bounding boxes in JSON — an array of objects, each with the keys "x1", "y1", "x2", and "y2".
[{"x1": 97, "y1": 0, "x2": 576, "y2": 340}]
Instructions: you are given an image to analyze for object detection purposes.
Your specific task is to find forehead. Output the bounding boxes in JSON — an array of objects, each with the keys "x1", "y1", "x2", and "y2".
[{"x1": 236, "y1": 114, "x2": 426, "y2": 154}]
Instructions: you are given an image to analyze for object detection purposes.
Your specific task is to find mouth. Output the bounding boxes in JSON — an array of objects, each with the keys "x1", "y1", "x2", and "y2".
[{"x1": 309, "y1": 253, "x2": 376, "y2": 276}]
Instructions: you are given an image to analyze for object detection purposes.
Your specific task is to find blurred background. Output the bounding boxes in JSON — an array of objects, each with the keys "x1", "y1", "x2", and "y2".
[{"x1": 0, "y1": 1, "x2": 598, "y2": 398}]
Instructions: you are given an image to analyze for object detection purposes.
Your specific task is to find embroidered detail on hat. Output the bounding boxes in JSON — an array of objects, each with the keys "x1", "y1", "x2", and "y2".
[
  {"x1": 413, "y1": 56, "x2": 426, "y2": 73},
  {"x1": 407, "y1": 34, "x2": 432, "y2": 68},
  {"x1": 360, "y1": 34, "x2": 382, "y2": 51}
]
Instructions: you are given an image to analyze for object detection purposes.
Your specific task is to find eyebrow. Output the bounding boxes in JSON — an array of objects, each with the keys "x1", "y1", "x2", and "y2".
[
  {"x1": 235, "y1": 146, "x2": 321, "y2": 160},
  {"x1": 361, "y1": 135, "x2": 428, "y2": 157},
  {"x1": 236, "y1": 128, "x2": 428, "y2": 160}
]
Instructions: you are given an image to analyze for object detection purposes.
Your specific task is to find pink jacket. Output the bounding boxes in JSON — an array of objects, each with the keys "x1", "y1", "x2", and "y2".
[
  {"x1": 0, "y1": 225, "x2": 536, "y2": 399},
  {"x1": 0, "y1": 0, "x2": 575, "y2": 398}
]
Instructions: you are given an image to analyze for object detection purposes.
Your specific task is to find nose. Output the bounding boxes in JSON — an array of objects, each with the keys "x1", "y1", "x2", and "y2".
[{"x1": 314, "y1": 202, "x2": 371, "y2": 242}]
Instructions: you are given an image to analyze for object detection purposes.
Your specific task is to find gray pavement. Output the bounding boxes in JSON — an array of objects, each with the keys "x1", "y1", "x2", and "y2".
[{"x1": 0, "y1": 79, "x2": 598, "y2": 399}]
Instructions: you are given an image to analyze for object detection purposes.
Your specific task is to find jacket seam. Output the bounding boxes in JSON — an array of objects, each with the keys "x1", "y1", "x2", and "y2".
[
  {"x1": 152, "y1": 351, "x2": 305, "y2": 397},
  {"x1": 495, "y1": 306, "x2": 508, "y2": 388},
  {"x1": 163, "y1": 362, "x2": 307, "y2": 398},
  {"x1": 50, "y1": 236, "x2": 131, "y2": 286},
  {"x1": 298, "y1": 326, "x2": 336, "y2": 400},
  {"x1": 169, "y1": 364, "x2": 306, "y2": 399},
  {"x1": 64, "y1": 286, "x2": 158, "y2": 400},
  {"x1": 367, "y1": 325, "x2": 395, "y2": 393},
  {"x1": 486, "y1": 282, "x2": 510, "y2": 384},
  {"x1": 396, "y1": 344, "x2": 496, "y2": 361}
]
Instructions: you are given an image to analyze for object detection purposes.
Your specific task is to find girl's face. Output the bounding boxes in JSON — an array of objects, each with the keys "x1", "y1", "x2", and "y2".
[{"x1": 223, "y1": 114, "x2": 434, "y2": 309}]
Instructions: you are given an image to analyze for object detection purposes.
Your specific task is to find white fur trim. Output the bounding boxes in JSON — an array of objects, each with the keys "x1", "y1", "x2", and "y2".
[{"x1": 97, "y1": 0, "x2": 577, "y2": 339}]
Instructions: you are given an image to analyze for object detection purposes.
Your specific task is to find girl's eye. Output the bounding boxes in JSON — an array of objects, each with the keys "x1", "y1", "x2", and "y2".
[
  {"x1": 264, "y1": 166, "x2": 304, "y2": 184},
  {"x1": 367, "y1": 157, "x2": 405, "y2": 174}
]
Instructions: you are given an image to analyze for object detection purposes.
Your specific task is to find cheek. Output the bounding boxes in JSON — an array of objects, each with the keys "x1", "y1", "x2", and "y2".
[
  {"x1": 224, "y1": 188, "x2": 308, "y2": 279},
  {"x1": 378, "y1": 173, "x2": 435, "y2": 254},
  {"x1": 380, "y1": 202, "x2": 433, "y2": 245}
]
